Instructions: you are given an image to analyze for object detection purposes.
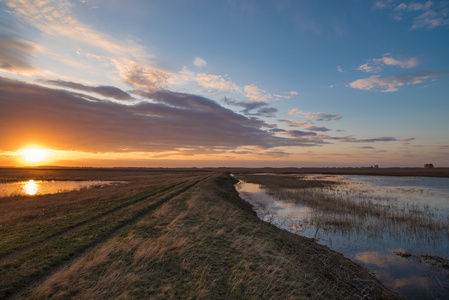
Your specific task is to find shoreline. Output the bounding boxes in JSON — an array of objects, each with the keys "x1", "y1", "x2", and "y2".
[{"x1": 224, "y1": 174, "x2": 404, "y2": 299}]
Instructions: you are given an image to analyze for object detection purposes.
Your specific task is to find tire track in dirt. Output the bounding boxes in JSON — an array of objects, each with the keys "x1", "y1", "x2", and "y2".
[
  {"x1": 0, "y1": 181, "x2": 186, "y2": 264},
  {"x1": 2, "y1": 174, "x2": 211, "y2": 300}
]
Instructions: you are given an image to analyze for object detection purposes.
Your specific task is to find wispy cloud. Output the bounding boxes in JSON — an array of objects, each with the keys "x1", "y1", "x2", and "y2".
[
  {"x1": 411, "y1": 8, "x2": 449, "y2": 29},
  {"x1": 280, "y1": 120, "x2": 331, "y2": 132},
  {"x1": 5, "y1": 0, "x2": 151, "y2": 60},
  {"x1": 244, "y1": 84, "x2": 272, "y2": 102},
  {"x1": 349, "y1": 71, "x2": 447, "y2": 92},
  {"x1": 375, "y1": 0, "x2": 449, "y2": 29},
  {"x1": 288, "y1": 109, "x2": 343, "y2": 121},
  {"x1": 112, "y1": 60, "x2": 169, "y2": 91},
  {"x1": 4, "y1": 0, "x2": 173, "y2": 91},
  {"x1": 224, "y1": 97, "x2": 279, "y2": 117},
  {"x1": 4, "y1": 0, "x2": 298, "y2": 107},
  {"x1": 401, "y1": 137, "x2": 416, "y2": 145},
  {"x1": 281, "y1": 130, "x2": 318, "y2": 138},
  {"x1": 357, "y1": 55, "x2": 418, "y2": 73},
  {"x1": 243, "y1": 85, "x2": 298, "y2": 102},
  {"x1": 195, "y1": 73, "x2": 241, "y2": 92},
  {"x1": 44, "y1": 80, "x2": 133, "y2": 100},
  {"x1": 0, "y1": 36, "x2": 40, "y2": 74},
  {"x1": 193, "y1": 56, "x2": 207, "y2": 68},
  {"x1": 332, "y1": 136, "x2": 398, "y2": 143}
]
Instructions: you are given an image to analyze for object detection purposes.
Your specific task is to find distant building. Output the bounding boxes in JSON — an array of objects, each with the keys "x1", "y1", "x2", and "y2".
[{"x1": 424, "y1": 163, "x2": 434, "y2": 169}]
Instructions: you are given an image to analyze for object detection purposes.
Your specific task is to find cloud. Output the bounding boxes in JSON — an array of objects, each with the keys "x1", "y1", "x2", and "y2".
[
  {"x1": 401, "y1": 137, "x2": 416, "y2": 145},
  {"x1": 44, "y1": 80, "x2": 132, "y2": 100},
  {"x1": 289, "y1": 109, "x2": 343, "y2": 121},
  {"x1": 0, "y1": 35, "x2": 39, "y2": 74},
  {"x1": 357, "y1": 55, "x2": 418, "y2": 73},
  {"x1": 377, "y1": 0, "x2": 449, "y2": 29},
  {"x1": 349, "y1": 71, "x2": 447, "y2": 92},
  {"x1": 0, "y1": 77, "x2": 321, "y2": 153},
  {"x1": 5, "y1": 0, "x2": 151, "y2": 60},
  {"x1": 224, "y1": 97, "x2": 278, "y2": 117},
  {"x1": 288, "y1": 108, "x2": 301, "y2": 115},
  {"x1": 302, "y1": 125, "x2": 331, "y2": 132},
  {"x1": 357, "y1": 146, "x2": 375, "y2": 149},
  {"x1": 243, "y1": 85, "x2": 297, "y2": 102},
  {"x1": 112, "y1": 60, "x2": 169, "y2": 91},
  {"x1": 357, "y1": 63, "x2": 382, "y2": 73},
  {"x1": 411, "y1": 8, "x2": 449, "y2": 29},
  {"x1": 244, "y1": 84, "x2": 272, "y2": 102},
  {"x1": 381, "y1": 56, "x2": 418, "y2": 68},
  {"x1": 255, "y1": 107, "x2": 278, "y2": 118},
  {"x1": 193, "y1": 72, "x2": 296, "y2": 103},
  {"x1": 285, "y1": 91, "x2": 299, "y2": 98},
  {"x1": 337, "y1": 66, "x2": 343, "y2": 73},
  {"x1": 280, "y1": 120, "x2": 331, "y2": 132},
  {"x1": 5, "y1": 0, "x2": 173, "y2": 91},
  {"x1": 335, "y1": 136, "x2": 398, "y2": 143},
  {"x1": 282, "y1": 130, "x2": 317, "y2": 138},
  {"x1": 395, "y1": 2, "x2": 433, "y2": 12},
  {"x1": 262, "y1": 150, "x2": 291, "y2": 157},
  {"x1": 306, "y1": 113, "x2": 343, "y2": 121},
  {"x1": 374, "y1": 1, "x2": 387, "y2": 9},
  {"x1": 195, "y1": 73, "x2": 241, "y2": 92},
  {"x1": 193, "y1": 56, "x2": 207, "y2": 68}
]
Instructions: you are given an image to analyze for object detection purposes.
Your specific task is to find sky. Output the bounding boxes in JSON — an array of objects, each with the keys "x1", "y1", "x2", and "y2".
[{"x1": 0, "y1": 0, "x2": 448, "y2": 168}]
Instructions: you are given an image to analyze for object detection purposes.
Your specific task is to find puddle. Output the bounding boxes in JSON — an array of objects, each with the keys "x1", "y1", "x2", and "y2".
[
  {"x1": 0, "y1": 180, "x2": 123, "y2": 197},
  {"x1": 235, "y1": 174, "x2": 449, "y2": 299}
]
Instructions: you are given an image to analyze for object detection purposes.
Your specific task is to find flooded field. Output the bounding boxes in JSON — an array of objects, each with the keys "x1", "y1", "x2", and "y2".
[
  {"x1": 0, "y1": 180, "x2": 122, "y2": 197},
  {"x1": 234, "y1": 174, "x2": 449, "y2": 299}
]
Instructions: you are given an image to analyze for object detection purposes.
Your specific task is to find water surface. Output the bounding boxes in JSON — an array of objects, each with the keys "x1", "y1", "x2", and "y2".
[
  {"x1": 0, "y1": 180, "x2": 122, "y2": 197},
  {"x1": 235, "y1": 174, "x2": 449, "y2": 299}
]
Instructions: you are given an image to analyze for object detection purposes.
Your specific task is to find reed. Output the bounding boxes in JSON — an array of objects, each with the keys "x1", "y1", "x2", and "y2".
[{"x1": 235, "y1": 173, "x2": 449, "y2": 243}]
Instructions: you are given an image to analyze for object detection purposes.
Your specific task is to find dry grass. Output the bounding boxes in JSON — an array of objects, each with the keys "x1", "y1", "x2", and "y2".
[
  {"x1": 0, "y1": 168, "x2": 209, "y2": 298},
  {"x1": 23, "y1": 173, "x2": 400, "y2": 299}
]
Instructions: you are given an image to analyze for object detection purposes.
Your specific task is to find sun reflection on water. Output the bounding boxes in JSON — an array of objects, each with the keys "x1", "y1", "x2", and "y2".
[
  {"x1": 23, "y1": 180, "x2": 38, "y2": 195},
  {"x1": 0, "y1": 180, "x2": 124, "y2": 197}
]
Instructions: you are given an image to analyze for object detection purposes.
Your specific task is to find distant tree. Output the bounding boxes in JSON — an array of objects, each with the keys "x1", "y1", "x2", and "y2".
[{"x1": 424, "y1": 163, "x2": 434, "y2": 169}]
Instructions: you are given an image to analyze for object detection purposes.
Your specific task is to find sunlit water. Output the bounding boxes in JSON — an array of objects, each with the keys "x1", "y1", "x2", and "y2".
[
  {"x1": 0, "y1": 180, "x2": 122, "y2": 197},
  {"x1": 235, "y1": 175, "x2": 449, "y2": 299}
]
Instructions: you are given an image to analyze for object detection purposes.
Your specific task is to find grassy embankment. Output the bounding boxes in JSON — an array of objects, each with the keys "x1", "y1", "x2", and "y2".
[{"x1": 0, "y1": 168, "x2": 401, "y2": 299}]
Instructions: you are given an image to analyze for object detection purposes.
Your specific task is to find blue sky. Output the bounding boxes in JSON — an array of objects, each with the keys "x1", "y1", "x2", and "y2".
[{"x1": 0, "y1": 0, "x2": 448, "y2": 167}]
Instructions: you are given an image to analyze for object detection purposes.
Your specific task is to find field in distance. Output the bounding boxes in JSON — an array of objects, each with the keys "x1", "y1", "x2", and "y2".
[{"x1": 0, "y1": 168, "x2": 402, "y2": 299}]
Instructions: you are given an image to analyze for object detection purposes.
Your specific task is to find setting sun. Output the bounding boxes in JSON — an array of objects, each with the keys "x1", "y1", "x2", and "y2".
[{"x1": 20, "y1": 148, "x2": 49, "y2": 163}]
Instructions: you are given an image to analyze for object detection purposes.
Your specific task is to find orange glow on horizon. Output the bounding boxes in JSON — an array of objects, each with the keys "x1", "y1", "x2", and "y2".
[{"x1": 19, "y1": 147, "x2": 51, "y2": 164}]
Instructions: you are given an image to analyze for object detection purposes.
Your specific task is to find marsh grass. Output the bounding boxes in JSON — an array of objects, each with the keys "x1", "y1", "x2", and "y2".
[{"x1": 236, "y1": 174, "x2": 449, "y2": 245}]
